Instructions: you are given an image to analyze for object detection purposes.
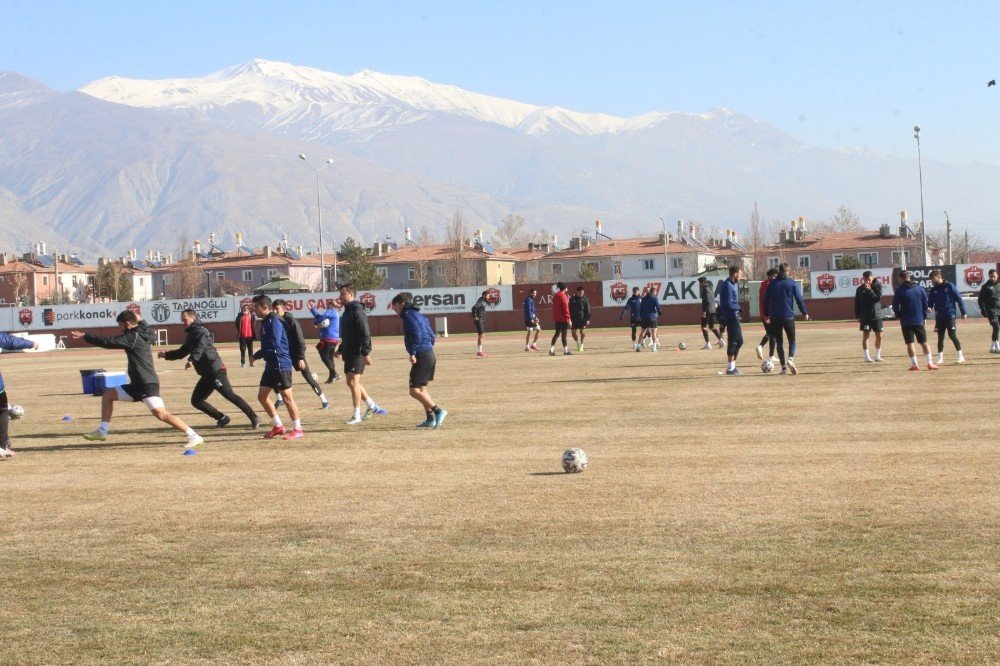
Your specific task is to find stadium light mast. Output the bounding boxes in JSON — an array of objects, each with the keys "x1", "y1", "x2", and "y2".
[
  {"x1": 299, "y1": 154, "x2": 334, "y2": 292},
  {"x1": 324, "y1": 230, "x2": 338, "y2": 286},
  {"x1": 913, "y1": 126, "x2": 928, "y2": 264}
]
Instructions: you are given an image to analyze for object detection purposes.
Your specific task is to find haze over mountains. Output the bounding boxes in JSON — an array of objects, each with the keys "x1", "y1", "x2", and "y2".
[{"x1": 1, "y1": 59, "x2": 998, "y2": 259}]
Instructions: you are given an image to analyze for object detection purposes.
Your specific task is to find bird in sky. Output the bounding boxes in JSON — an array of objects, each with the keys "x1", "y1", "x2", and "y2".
[{"x1": 989, "y1": 80, "x2": 996, "y2": 87}]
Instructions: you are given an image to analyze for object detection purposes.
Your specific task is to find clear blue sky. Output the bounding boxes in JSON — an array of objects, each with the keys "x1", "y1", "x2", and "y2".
[{"x1": 3, "y1": 0, "x2": 999, "y2": 165}]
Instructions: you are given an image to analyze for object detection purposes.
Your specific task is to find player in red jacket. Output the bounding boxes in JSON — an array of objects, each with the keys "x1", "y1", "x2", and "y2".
[{"x1": 548, "y1": 282, "x2": 573, "y2": 356}]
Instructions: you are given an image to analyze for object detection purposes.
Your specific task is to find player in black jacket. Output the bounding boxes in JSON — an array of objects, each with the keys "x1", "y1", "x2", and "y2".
[
  {"x1": 70, "y1": 310, "x2": 204, "y2": 448},
  {"x1": 337, "y1": 284, "x2": 386, "y2": 424},
  {"x1": 698, "y1": 277, "x2": 725, "y2": 349},
  {"x1": 271, "y1": 299, "x2": 330, "y2": 410},
  {"x1": 569, "y1": 287, "x2": 591, "y2": 352},
  {"x1": 978, "y1": 269, "x2": 1000, "y2": 353},
  {"x1": 854, "y1": 271, "x2": 884, "y2": 362},
  {"x1": 159, "y1": 309, "x2": 259, "y2": 428}
]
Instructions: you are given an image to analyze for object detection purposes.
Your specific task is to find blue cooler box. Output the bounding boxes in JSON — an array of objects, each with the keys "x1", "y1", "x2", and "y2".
[
  {"x1": 94, "y1": 371, "x2": 128, "y2": 395},
  {"x1": 80, "y1": 369, "x2": 106, "y2": 395}
]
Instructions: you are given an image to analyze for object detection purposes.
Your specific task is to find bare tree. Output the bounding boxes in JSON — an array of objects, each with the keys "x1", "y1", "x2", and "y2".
[
  {"x1": 811, "y1": 204, "x2": 864, "y2": 235},
  {"x1": 443, "y1": 211, "x2": 474, "y2": 287},
  {"x1": 927, "y1": 228, "x2": 994, "y2": 263},
  {"x1": 744, "y1": 202, "x2": 778, "y2": 281},
  {"x1": 494, "y1": 214, "x2": 528, "y2": 252},
  {"x1": 10, "y1": 268, "x2": 28, "y2": 305},
  {"x1": 416, "y1": 225, "x2": 438, "y2": 245}
]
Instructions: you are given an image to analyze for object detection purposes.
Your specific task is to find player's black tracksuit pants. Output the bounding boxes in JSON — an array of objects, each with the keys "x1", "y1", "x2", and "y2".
[{"x1": 192, "y1": 370, "x2": 256, "y2": 423}]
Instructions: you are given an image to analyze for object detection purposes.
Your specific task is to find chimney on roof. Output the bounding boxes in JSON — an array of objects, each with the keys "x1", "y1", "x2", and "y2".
[
  {"x1": 880, "y1": 224, "x2": 891, "y2": 238},
  {"x1": 263, "y1": 246, "x2": 272, "y2": 258},
  {"x1": 779, "y1": 229, "x2": 788, "y2": 243},
  {"x1": 404, "y1": 226, "x2": 412, "y2": 242},
  {"x1": 658, "y1": 231, "x2": 670, "y2": 244},
  {"x1": 0, "y1": 253, "x2": 6, "y2": 266},
  {"x1": 235, "y1": 232, "x2": 243, "y2": 246},
  {"x1": 128, "y1": 249, "x2": 137, "y2": 261},
  {"x1": 550, "y1": 235, "x2": 557, "y2": 249}
]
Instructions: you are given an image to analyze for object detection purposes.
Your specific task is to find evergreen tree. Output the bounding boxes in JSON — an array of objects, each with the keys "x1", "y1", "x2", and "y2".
[{"x1": 339, "y1": 238, "x2": 384, "y2": 290}]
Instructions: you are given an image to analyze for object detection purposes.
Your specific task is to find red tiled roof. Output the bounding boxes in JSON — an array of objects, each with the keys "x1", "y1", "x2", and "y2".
[
  {"x1": 765, "y1": 230, "x2": 921, "y2": 252},
  {"x1": 370, "y1": 244, "x2": 519, "y2": 264},
  {"x1": 542, "y1": 237, "x2": 741, "y2": 259}
]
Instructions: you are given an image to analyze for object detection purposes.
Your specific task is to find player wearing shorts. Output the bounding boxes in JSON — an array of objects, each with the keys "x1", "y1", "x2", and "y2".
[
  {"x1": 310, "y1": 304, "x2": 342, "y2": 383},
  {"x1": 338, "y1": 283, "x2": 387, "y2": 424},
  {"x1": 523, "y1": 288, "x2": 541, "y2": 351},
  {"x1": 755, "y1": 268, "x2": 778, "y2": 361},
  {"x1": 159, "y1": 309, "x2": 259, "y2": 429},
  {"x1": 854, "y1": 271, "x2": 884, "y2": 363},
  {"x1": 0, "y1": 332, "x2": 37, "y2": 458},
  {"x1": 472, "y1": 291, "x2": 488, "y2": 357},
  {"x1": 391, "y1": 292, "x2": 447, "y2": 429},
  {"x1": 271, "y1": 299, "x2": 330, "y2": 410},
  {"x1": 978, "y1": 269, "x2": 1000, "y2": 353},
  {"x1": 637, "y1": 287, "x2": 662, "y2": 352},
  {"x1": 569, "y1": 286, "x2": 591, "y2": 352},
  {"x1": 698, "y1": 277, "x2": 724, "y2": 349},
  {"x1": 928, "y1": 269, "x2": 967, "y2": 364},
  {"x1": 891, "y1": 270, "x2": 937, "y2": 370},
  {"x1": 718, "y1": 265, "x2": 744, "y2": 375},
  {"x1": 71, "y1": 311, "x2": 204, "y2": 448},
  {"x1": 619, "y1": 286, "x2": 643, "y2": 346},
  {"x1": 251, "y1": 295, "x2": 303, "y2": 439},
  {"x1": 548, "y1": 282, "x2": 573, "y2": 355},
  {"x1": 762, "y1": 263, "x2": 810, "y2": 375}
]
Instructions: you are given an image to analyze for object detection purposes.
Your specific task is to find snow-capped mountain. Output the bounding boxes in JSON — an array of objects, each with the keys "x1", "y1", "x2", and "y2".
[{"x1": 82, "y1": 58, "x2": 669, "y2": 138}]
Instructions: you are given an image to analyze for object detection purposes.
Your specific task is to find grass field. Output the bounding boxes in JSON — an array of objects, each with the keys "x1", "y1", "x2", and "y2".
[{"x1": 2, "y1": 320, "x2": 999, "y2": 664}]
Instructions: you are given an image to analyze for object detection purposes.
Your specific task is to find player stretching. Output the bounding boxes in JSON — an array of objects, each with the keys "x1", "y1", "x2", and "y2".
[
  {"x1": 523, "y1": 288, "x2": 541, "y2": 351},
  {"x1": 928, "y1": 269, "x2": 967, "y2": 364},
  {"x1": 891, "y1": 270, "x2": 938, "y2": 371},
  {"x1": 569, "y1": 286, "x2": 591, "y2": 352},
  {"x1": 548, "y1": 282, "x2": 573, "y2": 355},
  {"x1": 637, "y1": 286, "x2": 662, "y2": 352},
  {"x1": 619, "y1": 287, "x2": 643, "y2": 348},
  {"x1": 755, "y1": 268, "x2": 778, "y2": 361},
  {"x1": 159, "y1": 309, "x2": 259, "y2": 429},
  {"x1": 763, "y1": 263, "x2": 810, "y2": 375},
  {"x1": 0, "y1": 332, "x2": 36, "y2": 458},
  {"x1": 854, "y1": 271, "x2": 884, "y2": 363},
  {"x1": 391, "y1": 292, "x2": 447, "y2": 429},
  {"x1": 472, "y1": 291, "x2": 488, "y2": 357},
  {"x1": 310, "y1": 303, "x2": 342, "y2": 383},
  {"x1": 718, "y1": 265, "x2": 744, "y2": 375},
  {"x1": 271, "y1": 299, "x2": 330, "y2": 410},
  {"x1": 71, "y1": 311, "x2": 204, "y2": 448},
  {"x1": 251, "y1": 295, "x2": 304, "y2": 439},
  {"x1": 338, "y1": 283, "x2": 387, "y2": 424},
  {"x1": 978, "y1": 269, "x2": 1000, "y2": 353},
  {"x1": 698, "y1": 277, "x2": 724, "y2": 349}
]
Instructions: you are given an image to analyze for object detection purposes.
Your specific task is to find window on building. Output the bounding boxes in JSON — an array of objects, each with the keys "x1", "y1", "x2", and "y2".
[
  {"x1": 268, "y1": 269, "x2": 279, "y2": 278},
  {"x1": 767, "y1": 257, "x2": 780, "y2": 269},
  {"x1": 436, "y1": 265, "x2": 445, "y2": 277},
  {"x1": 215, "y1": 272, "x2": 224, "y2": 282},
  {"x1": 891, "y1": 251, "x2": 910, "y2": 265},
  {"x1": 643, "y1": 259, "x2": 655, "y2": 271},
  {"x1": 612, "y1": 260, "x2": 623, "y2": 276},
  {"x1": 797, "y1": 255, "x2": 811, "y2": 269},
  {"x1": 551, "y1": 263, "x2": 562, "y2": 275},
  {"x1": 42, "y1": 276, "x2": 48, "y2": 286},
  {"x1": 0, "y1": 276, "x2": 5, "y2": 284},
  {"x1": 407, "y1": 267, "x2": 417, "y2": 281},
  {"x1": 858, "y1": 252, "x2": 878, "y2": 267},
  {"x1": 162, "y1": 275, "x2": 172, "y2": 286},
  {"x1": 376, "y1": 267, "x2": 388, "y2": 278},
  {"x1": 139, "y1": 277, "x2": 145, "y2": 286},
  {"x1": 242, "y1": 270, "x2": 253, "y2": 282},
  {"x1": 831, "y1": 254, "x2": 843, "y2": 268},
  {"x1": 671, "y1": 258, "x2": 683, "y2": 269}
]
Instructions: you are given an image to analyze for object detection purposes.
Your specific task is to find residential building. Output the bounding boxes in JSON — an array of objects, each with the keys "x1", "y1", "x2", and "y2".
[
  {"x1": 762, "y1": 220, "x2": 924, "y2": 272},
  {"x1": 370, "y1": 237, "x2": 517, "y2": 289},
  {"x1": 0, "y1": 253, "x2": 95, "y2": 305}
]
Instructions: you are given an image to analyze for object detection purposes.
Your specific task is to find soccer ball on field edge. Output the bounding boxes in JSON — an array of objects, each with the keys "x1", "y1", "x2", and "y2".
[
  {"x1": 562, "y1": 447, "x2": 588, "y2": 473},
  {"x1": 8, "y1": 405, "x2": 24, "y2": 419},
  {"x1": 677, "y1": 341, "x2": 687, "y2": 350},
  {"x1": 760, "y1": 360, "x2": 775, "y2": 374}
]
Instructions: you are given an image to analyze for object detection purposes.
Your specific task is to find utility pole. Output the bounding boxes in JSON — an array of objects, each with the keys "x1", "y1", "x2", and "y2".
[
  {"x1": 944, "y1": 211, "x2": 952, "y2": 265},
  {"x1": 914, "y1": 126, "x2": 929, "y2": 264},
  {"x1": 965, "y1": 228, "x2": 970, "y2": 263},
  {"x1": 659, "y1": 217, "x2": 669, "y2": 279},
  {"x1": 53, "y1": 246, "x2": 59, "y2": 305}
]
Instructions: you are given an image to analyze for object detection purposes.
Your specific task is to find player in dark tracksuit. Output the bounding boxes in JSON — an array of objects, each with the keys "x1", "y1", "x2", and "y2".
[
  {"x1": 472, "y1": 292, "x2": 488, "y2": 356},
  {"x1": 271, "y1": 299, "x2": 330, "y2": 410},
  {"x1": 338, "y1": 283, "x2": 387, "y2": 424},
  {"x1": 698, "y1": 277, "x2": 724, "y2": 349},
  {"x1": 717, "y1": 265, "x2": 744, "y2": 375},
  {"x1": 0, "y1": 332, "x2": 36, "y2": 458},
  {"x1": 762, "y1": 264, "x2": 810, "y2": 375},
  {"x1": 978, "y1": 269, "x2": 1000, "y2": 353},
  {"x1": 523, "y1": 289, "x2": 541, "y2": 351},
  {"x1": 310, "y1": 305, "x2": 341, "y2": 383},
  {"x1": 892, "y1": 270, "x2": 937, "y2": 371},
  {"x1": 252, "y1": 294, "x2": 303, "y2": 439},
  {"x1": 854, "y1": 271, "x2": 884, "y2": 363},
  {"x1": 619, "y1": 287, "x2": 646, "y2": 346},
  {"x1": 569, "y1": 287, "x2": 591, "y2": 352},
  {"x1": 755, "y1": 268, "x2": 778, "y2": 361},
  {"x1": 159, "y1": 309, "x2": 259, "y2": 428},
  {"x1": 928, "y1": 269, "x2": 967, "y2": 364},
  {"x1": 392, "y1": 292, "x2": 447, "y2": 429},
  {"x1": 637, "y1": 288, "x2": 662, "y2": 352}
]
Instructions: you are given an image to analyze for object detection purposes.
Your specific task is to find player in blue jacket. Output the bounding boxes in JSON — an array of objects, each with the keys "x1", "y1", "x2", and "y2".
[
  {"x1": 637, "y1": 287, "x2": 662, "y2": 352},
  {"x1": 891, "y1": 270, "x2": 937, "y2": 370},
  {"x1": 251, "y1": 294, "x2": 303, "y2": 439},
  {"x1": 392, "y1": 292, "x2": 446, "y2": 428},
  {"x1": 310, "y1": 304, "x2": 342, "y2": 383},
  {"x1": 523, "y1": 288, "x2": 541, "y2": 351},
  {"x1": 717, "y1": 265, "x2": 744, "y2": 375},
  {"x1": 0, "y1": 332, "x2": 37, "y2": 458},
  {"x1": 763, "y1": 263, "x2": 810, "y2": 375},
  {"x1": 928, "y1": 269, "x2": 967, "y2": 364}
]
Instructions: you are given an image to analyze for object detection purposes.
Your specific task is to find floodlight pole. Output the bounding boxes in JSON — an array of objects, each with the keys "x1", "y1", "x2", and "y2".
[
  {"x1": 299, "y1": 154, "x2": 334, "y2": 292},
  {"x1": 914, "y1": 126, "x2": 928, "y2": 264}
]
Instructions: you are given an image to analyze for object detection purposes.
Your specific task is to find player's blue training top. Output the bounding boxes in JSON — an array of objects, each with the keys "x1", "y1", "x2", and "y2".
[
  {"x1": 523, "y1": 296, "x2": 536, "y2": 325},
  {"x1": 0, "y1": 332, "x2": 34, "y2": 392},
  {"x1": 764, "y1": 274, "x2": 807, "y2": 320},
  {"x1": 254, "y1": 313, "x2": 293, "y2": 371},
  {"x1": 639, "y1": 292, "x2": 661, "y2": 319},
  {"x1": 892, "y1": 281, "x2": 929, "y2": 326},
  {"x1": 310, "y1": 306, "x2": 341, "y2": 340},
  {"x1": 928, "y1": 281, "x2": 967, "y2": 320},
  {"x1": 620, "y1": 294, "x2": 642, "y2": 320},
  {"x1": 400, "y1": 304, "x2": 435, "y2": 355},
  {"x1": 717, "y1": 278, "x2": 741, "y2": 321}
]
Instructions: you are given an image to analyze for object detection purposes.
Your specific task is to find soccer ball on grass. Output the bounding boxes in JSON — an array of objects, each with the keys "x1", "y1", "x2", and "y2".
[
  {"x1": 677, "y1": 341, "x2": 687, "y2": 350},
  {"x1": 562, "y1": 447, "x2": 588, "y2": 473},
  {"x1": 7, "y1": 405, "x2": 24, "y2": 419},
  {"x1": 760, "y1": 360, "x2": 775, "y2": 374}
]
